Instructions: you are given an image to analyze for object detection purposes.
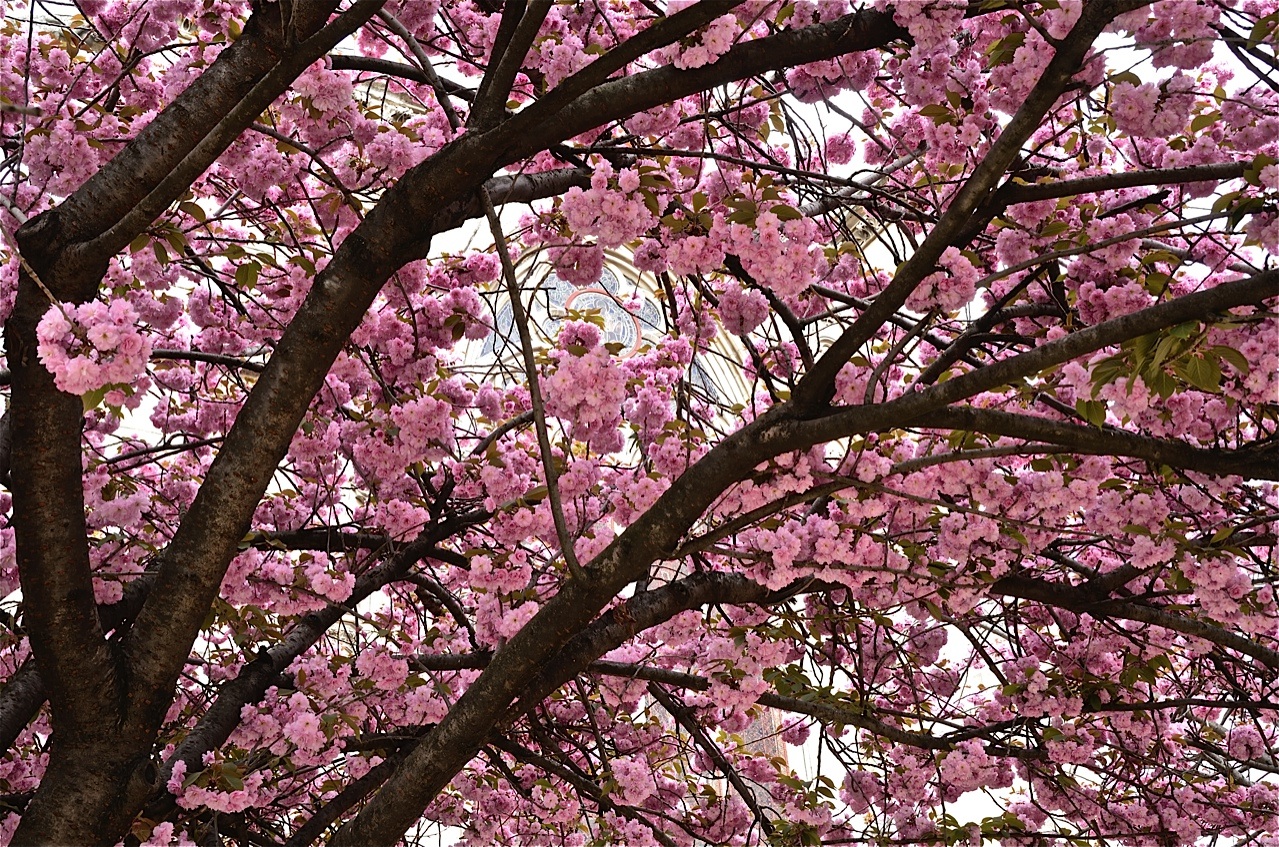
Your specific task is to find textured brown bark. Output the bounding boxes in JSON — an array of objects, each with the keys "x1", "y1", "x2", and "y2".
[{"x1": 5, "y1": 3, "x2": 383, "y2": 843}]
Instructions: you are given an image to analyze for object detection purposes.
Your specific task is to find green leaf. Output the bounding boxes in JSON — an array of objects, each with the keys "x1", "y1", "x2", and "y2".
[
  {"x1": 1140, "y1": 249, "x2": 1184, "y2": 268},
  {"x1": 1211, "y1": 189, "x2": 1241, "y2": 215},
  {"x1": 164, "y1": 228, "x2": 187, "y2": 255},
  {"x1": 638, "y1": 172, "x2": 672, "y2": 189},
  {"x1": 1075, "y1": 399, "x2": 1107, "y2": 427},
  {"x1": 1247, "y1": 11, "x2": 1279, "y2": 49},
  {"x1": 1142, "y1": 271, "x2": 1171, "y2": 296},
  {"x1": 1182, "y1": 356, "x2": 1222, "y2": 392},
  {"x1": 81, "y1": 385, "x2": 110, "y2": 412},
  {"x1": 770, "y1": 204, "x2": 803, "y2": 221},
  {"x1": 1189, "y1": 111, "x2": 1220, "y2": 133},
  {"x1": 1210, "y1": 526, "x2": 1235, "y2": 544},
  {"x1": 1209, "y1": 345, "x2": 1249, "y2": 375},
  {"x1": 178, "y1": 201, "x2": 206, "y2": 223},
  {"x1": 1229, "y1": 195, "x2": 1267, "y2": 229},
  {"x1": 1130, "y1": 332, "x2": 1157, "y2": 363},
  {"x1": 221, "y1": 765, "x2": 244, "y2": 791},
  {"x1": 985, "y1": 30, "x2": 1025, "y2": 67},
  {"x1": 1147, "y1": 335, "x2": 1180, "y2": 373},
  {"x1": 1039, "y1": 220, "x2": 1071, "y2": 238},
  {"x1": 235, "y1": 261, "x2": 261, "y2": 290},
  {"x1": 918, "y1": 103, "x2": 953, "y2": 124},
  {"x1": 640, "y1": 188, "x2": 661, "y2": 216},
  {"x1": 1146, "y1": 369, "x2": 1177, "y2": 399}
]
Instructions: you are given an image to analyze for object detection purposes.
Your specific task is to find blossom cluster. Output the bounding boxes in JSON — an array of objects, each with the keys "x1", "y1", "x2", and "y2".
[
  {"x1": 543, "y1": 323, "x2": 628, "y2": 453},
  {"x1": 34, "y1": 299, "x2": 151, "y2": 397}
]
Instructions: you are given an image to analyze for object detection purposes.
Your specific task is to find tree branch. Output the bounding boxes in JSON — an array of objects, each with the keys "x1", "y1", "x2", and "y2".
[
  {"x1": 489, "y1": 735, "x2": 682, "y2": 847},
  {"x1": 327, "y1": 55, "x2": 475, "y2": 101},
  {"x1": 647, "y1": 682, "x2": 776, "y2": 838},
  {"x1": 81, "y1": 0, "x2": 385, "y2": 259},
  {"x1": 793, "y1": 269, "x2": 1279, "y2": 448},
  {"x1": 991, "y1": 575, "x2": 1279, "y2": 671},
  {"x1": 469, "y1": 1, "x2": 547, "y2": 132},
  {"x1": 913, "y1": 406, "x2": 1279, "y2": 481},
  {"x1": 793, "y1": 0, "x2": 1146, "y2": 409},
  {"x1": 143, "y1": 525, "x2": 469, "y2": 820}
]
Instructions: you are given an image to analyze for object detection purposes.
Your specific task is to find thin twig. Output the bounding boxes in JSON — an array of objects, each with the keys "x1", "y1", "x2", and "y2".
[{"x1": 382, "y1": 9, "x2": 587, "y2": 580}]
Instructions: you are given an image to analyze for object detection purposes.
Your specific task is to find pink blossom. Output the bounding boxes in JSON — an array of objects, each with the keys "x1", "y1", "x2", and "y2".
[{"x1": 35, "y1": 300, "x2": 151, "y2": 396}]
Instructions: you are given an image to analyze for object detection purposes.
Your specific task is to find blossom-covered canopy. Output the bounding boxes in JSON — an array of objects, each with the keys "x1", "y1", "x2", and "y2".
[{"x1": 0, "y1": 1, "x2": 1276, "y2": 845}]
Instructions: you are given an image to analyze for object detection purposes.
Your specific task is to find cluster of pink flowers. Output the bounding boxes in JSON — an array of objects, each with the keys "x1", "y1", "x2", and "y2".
[
  {"x1": 543, "y1": 325, "x2": 627, "y2": 453},
  {"x1": 560, "y1": 164, "x2": 656, "y2": 248},
  {"x1": 667, "y1": 13, "x2": 739, "y2": 70},
  {"x1": 905, "y1": 247, "x2": 980, "y2": 312},
  {"x1": 35, "y1": 299, "x2": 151, "y2": 396},
  {"x1": 168, "y1": 758, "x2": 274, "y2": 814},
  {"x1": 1111, "y1": 75, "x2": 1198, "y2": 138}
]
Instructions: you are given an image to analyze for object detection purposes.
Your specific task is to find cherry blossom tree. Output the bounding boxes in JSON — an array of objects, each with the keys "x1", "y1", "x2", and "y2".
[{"x1": 0, "y1": 1, "x2": 1277, "y2": 845}]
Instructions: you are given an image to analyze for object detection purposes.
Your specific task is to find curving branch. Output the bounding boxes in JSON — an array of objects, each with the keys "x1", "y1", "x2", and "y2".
[
  {"x1": 502, "y1": 3, "x2": 740, "y2": 137},
  {"x1": 912, "y1": 406, "x2": 1279, "y2": 481},
  {"x1": 997, "y1": 161, "x2": 1249, "y2": 206},
  {"x1": 991, "y1": 575, "x2": 1279, "y2": 672},
  {"x1": 647, "y1": 681, "x2": 777, "y2": 838},
  {"x1": 791, "y1": 269, "x2": 1279, "y2": 449},
  {"x1": 150, "y1": 348, "x2": 267, "y2": 373},
  {"x1": 0, "y1": 660, "x2": 44, "y2": 755},
  {"x1": 327, "y1": 55, "x2": 475, "y2": 101},
  {"x1": 84, "y1": 1, "x2": 386, "y2": 259}
]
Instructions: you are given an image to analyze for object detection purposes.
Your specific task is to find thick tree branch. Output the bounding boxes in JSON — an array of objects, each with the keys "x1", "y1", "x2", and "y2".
[
  {"x1": 495, "y1": 5, "x2": 907, "y2": 165},
  {"x1": 793, "y1": 269, "x2": 1279, "y2": 447},
  {"x1": 510, "y1": 2, "x2": 738, "y2": 133},
  {"x1": 991, "y1": 575, "x2": 1279, "y2": 671},
  {"x1": 81, "y1": 1, "x2": 385, "y2": 259},
  {"x1": 120, "y1": 159, "x2": 585, "y2": 725},
  {"x1": 6, "y1": 13, "x2": 386, "y2": 829},
  {"x1": 19, "y1": 2, "x2": 346, "y2": 261},
  {"x1": 469, "y1": 1, "x2": 547, "y2": 132},
  {"x1": 0, "y1": 659, "x2": 44, "y2": 755},
  {"x1": 5, "y1": 283, "x2": 121, "y2": 749},
  {"x1": 913, "y1": 406, "x2": 1279, "y2": 481}
]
